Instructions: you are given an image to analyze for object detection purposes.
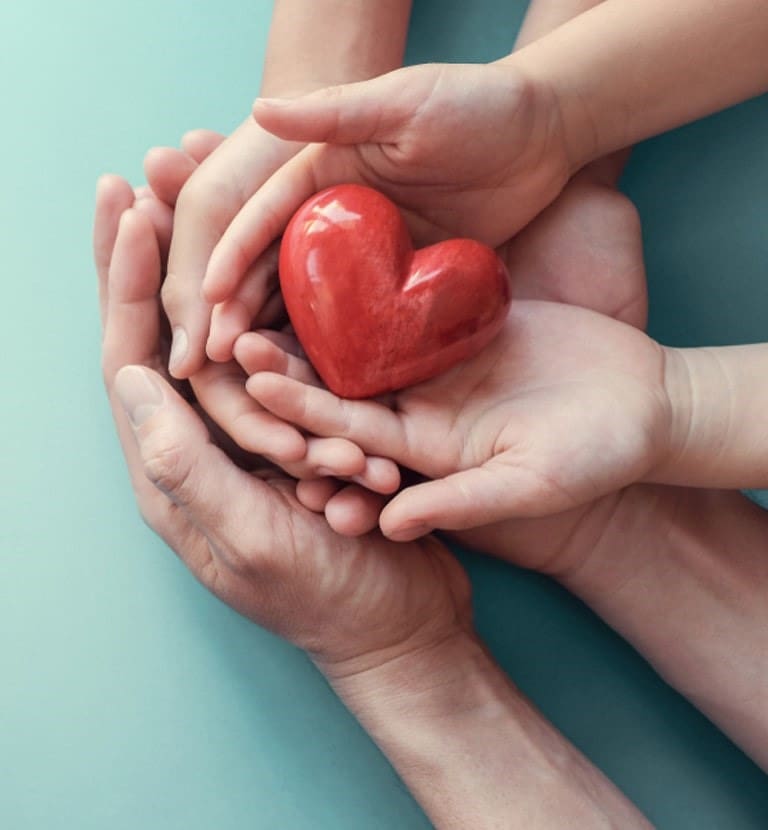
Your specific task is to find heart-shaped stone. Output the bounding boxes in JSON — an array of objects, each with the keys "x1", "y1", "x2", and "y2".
[{"x1": 279, "y1": 184, "x2": 512, "y2": 398}]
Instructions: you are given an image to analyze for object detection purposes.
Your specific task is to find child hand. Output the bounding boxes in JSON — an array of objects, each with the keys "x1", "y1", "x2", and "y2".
[
  {"x1": 236, "y1": 300, "x2": 674, "y2": 541},
  {"x1": 202, "y1": 61, "x2": 576, "y2": 349},
  {"x1": 135, "y1": 146, "x2": 401, "y2": 495},
  {"x1": 145, "y1": 116, "x2": 305, "y2": 379},
  {"x1": 218, "y1": 159, "x2": 648, "y2": 538}
]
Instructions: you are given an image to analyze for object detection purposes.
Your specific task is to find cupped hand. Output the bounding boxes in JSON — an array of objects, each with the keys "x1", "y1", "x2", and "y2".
[
  {"x1": 201, "y1": 62, "x2": 574, "y2": 344},
  {"x1": 239, "y1": 297, "x2": 672, "y2": 540},
  {"x1": 95, "y1": 174, "x2": 471, "y2": 675},
  {"x1": 230, "y1": 156, "x2": 649, "y2": 539},
  {"x1": 146, "y1": 116, "x2": 305, "y2": 379},
  {"x1": 143, "y1": 140, "x2": 401, "y2": 494}
]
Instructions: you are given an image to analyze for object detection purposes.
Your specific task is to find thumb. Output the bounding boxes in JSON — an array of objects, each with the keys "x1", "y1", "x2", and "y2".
[
  {"x1": 379, "y1": 462, "x2": 575, "y2": 542},
  {"x1": 252, "y1": 66, "x2": 428, "y2": 145},
  {"x1": 113, "y1": 365, "x2": 276, "y2": 562}
]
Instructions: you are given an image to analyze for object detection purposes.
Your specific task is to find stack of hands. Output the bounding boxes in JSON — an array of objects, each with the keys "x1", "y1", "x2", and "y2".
[{"x1": 95, "y1": 0, "x2": 768, "y2": 826}]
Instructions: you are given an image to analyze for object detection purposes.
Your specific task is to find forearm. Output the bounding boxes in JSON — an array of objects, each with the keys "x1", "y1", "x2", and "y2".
[
  {"x1": 659, "y1": 343, "x2": 768, "y2": 488},
  {"x1": 560, "y1": 485, "x2": 768, "y2": 770},
  {"x1": 515, "y1": 0, "x2": 633, "y2": 187},
  {"x1": 261, "y1": 0, "x2": 412, "y2": 97},
  {"x1": 321, "y1": 633, "x2": 651, "y2": 829},
  {"x1": 515, "y1": 0, "x2": 605, "y2": 48},
  {"x1": 505, "y1": 0, "x2": 768, "y2": 168}
]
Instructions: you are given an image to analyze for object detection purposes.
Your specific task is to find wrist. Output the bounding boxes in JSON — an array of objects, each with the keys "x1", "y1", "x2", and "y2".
[
  {"x1": 654, "y1": 344, "x2": 768, "y2": 488},
  {"x1": 652, "y1": 346, "x2": 695, "y2": 484},
  {"x1": 497, "y1": 50, "x2": 600, "y2": 174},
  {"x1": 261, "y1": 0, "x2": 411, "y2": 99},
  {"x1": 322, "y1": 629, "x2": 649, "y2": 828},
  {"x1": 320, "y1": 629, "x2": 501, "y2": 726}
]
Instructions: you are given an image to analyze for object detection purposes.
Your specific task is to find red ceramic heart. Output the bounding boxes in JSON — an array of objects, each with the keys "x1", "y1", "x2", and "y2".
[{"x1": 279, "y1": 184, "x2": 512, "y2": 399}]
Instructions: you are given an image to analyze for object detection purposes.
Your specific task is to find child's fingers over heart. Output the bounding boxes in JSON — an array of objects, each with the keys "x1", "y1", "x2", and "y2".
[
  {"x1": 234, "y1": 330, "x2": 311, "y2": 378},
  {"x1": 207, "y1": 243, "x2": 282, "y2": 361}
]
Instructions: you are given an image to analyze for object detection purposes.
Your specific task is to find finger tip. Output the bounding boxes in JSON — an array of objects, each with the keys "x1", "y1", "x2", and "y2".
[
  {"x1": 383, "y1": 526, "x2": 426, "y2": 543},
  {"x1": 200, "y1": 278, "x2": 223, "y2": 305},
  {"x1": 205, "y1": 333, "x2": 232, "y2": 364},
  {"x1": 117, "y1": 206, "x2": 139, "y2": 232},
  {"x1": 325, "y1": 504, "x2": 376, "y2": 538},
  {"x1": 95, "y1": 173, "x2": 133, "y2": 205},
  {"x1": 363, "y1": 457, "x2": 401, "y2": 494},
  {"x1": 380, "y1": 508, "x2": 432, "y2": 542},
  {"x1": 255, "y1": 423, "x2": 306, "y2": 462},
  {"x1": 143, "y1": 145, "x2": 174, "y2": 167},
  {"x1": 96, "y1": 172, "x2": 121, "y2": 193},
  {"x1": 167, "y1": 352, "x2": 196, "y2": 381}
]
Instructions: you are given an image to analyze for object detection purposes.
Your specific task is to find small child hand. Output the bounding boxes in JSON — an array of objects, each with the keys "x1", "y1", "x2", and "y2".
[
  {"x1": 236, "y1": 301, "x2": 675, "y2": 541},
  {"x1": 202, "y1": 61, "x2": 575, "y2": 338}
]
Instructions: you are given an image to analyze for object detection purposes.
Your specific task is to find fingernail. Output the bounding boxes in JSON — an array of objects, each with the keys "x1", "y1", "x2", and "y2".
[
  {"x1": 390, "y1": 522, "x2": 431, "y2": 542},
  {"x1": 253, "y1": 96, "x2": 291, "y2": 109},
  {"x1": 115, "y1": 366, "x2": 163, "y2": 427},
  {"x1": 169, "y1": 327, "x2": 188, "y2": 373}
]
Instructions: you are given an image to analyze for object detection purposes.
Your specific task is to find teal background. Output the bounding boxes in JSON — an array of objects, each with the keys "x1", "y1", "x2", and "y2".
[{"x1": 2, "y1": 0, "x2": 767, "y2": 827}]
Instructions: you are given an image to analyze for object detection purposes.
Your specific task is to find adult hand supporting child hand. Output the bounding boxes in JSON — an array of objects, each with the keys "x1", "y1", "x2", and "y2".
[
  {"x1": 141, "y1": 139, "x2": 401, "y2": 493},
  {"x1": 95, "y1": 172, "x2": 652, "y2": 830},
  {"x1": 239, "y1": 298, "x2": 674, "y2": 540}
]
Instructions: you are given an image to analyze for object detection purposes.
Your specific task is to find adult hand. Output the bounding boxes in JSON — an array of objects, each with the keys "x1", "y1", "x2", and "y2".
[
  {"x1": 146, "y1": 117, "x2": 304, "y2": 378},
  {"x1": 95, "y1": 173, "x2": 652, "y2": 828},
  {"x1": 95, "y1": 172, "x2": 469, "y2": 674},
  {"x1": 143, "y1": 140, "x2": 402, "y2": 491}
]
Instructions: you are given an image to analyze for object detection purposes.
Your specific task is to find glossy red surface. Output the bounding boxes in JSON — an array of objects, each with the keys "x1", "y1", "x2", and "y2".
[{"x1": 279, "y1": 184, "x2": 512, "y2": 398}]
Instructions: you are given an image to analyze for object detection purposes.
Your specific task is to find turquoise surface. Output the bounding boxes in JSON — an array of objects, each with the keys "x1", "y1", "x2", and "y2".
[{"x1": 3, "y1": 0, "x2": 767, "y2": 827}]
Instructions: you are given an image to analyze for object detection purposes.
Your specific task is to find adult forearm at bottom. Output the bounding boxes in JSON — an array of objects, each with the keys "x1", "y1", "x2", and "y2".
[
  {"x1": 321, "y1": 632, "x2": 652, "y2": 829},
  {"x1": 562, "y1": 485, "x2": 768, "y2": 770}
]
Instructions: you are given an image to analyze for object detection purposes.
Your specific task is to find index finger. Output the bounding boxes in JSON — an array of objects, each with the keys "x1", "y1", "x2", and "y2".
[
  {"x1": 161, "y1": 121, "x2": 304, "y2": 380},
  {"x1": 202, "y1": 143, "x2": 353, "y2": 304}
]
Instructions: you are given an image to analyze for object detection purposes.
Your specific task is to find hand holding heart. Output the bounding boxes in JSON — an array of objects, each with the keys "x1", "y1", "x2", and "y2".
[
  {"x1": 203, "y1": 61, "x2": 574, "y2": 355},
  {"x1": 237, "y1": 301, "x2": 675, "y2": 540}
]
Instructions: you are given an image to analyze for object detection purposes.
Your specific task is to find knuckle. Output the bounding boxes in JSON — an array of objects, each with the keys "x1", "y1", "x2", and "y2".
[
  {"x1": 141, "y1": 428, "x2": 198, "y2": 504},
  {"x1": 176, "y1": 175, "x2": 233, "y2": 221},
  {"x1": 160, "y1": 273, "x2": 186, "y2": 314}
]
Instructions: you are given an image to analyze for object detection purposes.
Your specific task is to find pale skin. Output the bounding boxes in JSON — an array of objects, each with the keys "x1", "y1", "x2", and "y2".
[
  {"x1": 106, "y1": 0, "x2": 768, "y2": 821},
  {"x1": 227, "y1": 0, "x2": 768, "y2": 773},
  {"x1": 142, "y1": 0, "x2": 416, "y2": 485},
  {"x1": 187, "y1": 0, "x2": 768, "y2": 534},
  {"x1": 236, "y1": 305, "x2": 768, "y2": 539},
  {"x1": 199, "y1": 0, "x2": 768, "y2": 333},
  {"x1": 155, "y1": 0, "x2": 414, "y2": 380},
  {"x1": 98, "y1": 173, "x2": 768, "y2": 822},
  {"x1": 95, "y1": 174, "x2": 653, "y2": 830},
  {"x1": 145, "y1": 135, "x2": 648, "y2": 536}
]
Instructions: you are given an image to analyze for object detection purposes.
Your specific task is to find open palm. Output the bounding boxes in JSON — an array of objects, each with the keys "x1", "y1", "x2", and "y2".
[{"x1": 240, "y1": 299, "x2": 671, "y2": 540}]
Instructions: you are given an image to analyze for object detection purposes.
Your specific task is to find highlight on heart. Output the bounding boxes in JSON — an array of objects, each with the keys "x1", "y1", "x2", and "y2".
[{"x1": 278, "y1": 184, "x2": 512, "y2": 398}]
